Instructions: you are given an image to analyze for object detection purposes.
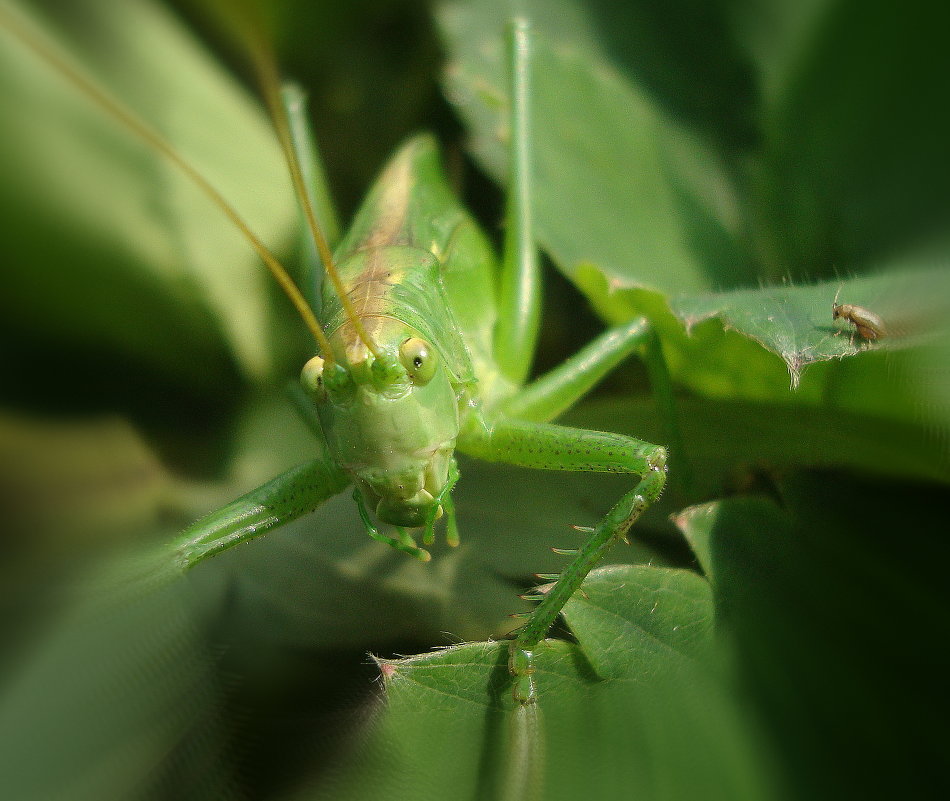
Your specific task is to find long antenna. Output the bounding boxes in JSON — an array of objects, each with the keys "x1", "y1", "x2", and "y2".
[
  {"x1": 228, "y1": 8, "x2": 383, "y2": 362},
  {"x1": 0, "y1": 1, "x2": 337, "y2": 361}
]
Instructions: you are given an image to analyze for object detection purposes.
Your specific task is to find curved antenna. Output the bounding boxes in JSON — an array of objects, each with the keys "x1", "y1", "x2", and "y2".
[
  {"x1": 0, "y1": 1, "x2": 337, "y2": 361},
  {"x1": 227, "y1": 7, "x2": 383, "y2": 362}
]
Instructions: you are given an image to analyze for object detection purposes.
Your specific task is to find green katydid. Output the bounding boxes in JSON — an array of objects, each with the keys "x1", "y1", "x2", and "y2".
[{"x1": 1, "y1": 5, "x2": 668, "y2": 706}]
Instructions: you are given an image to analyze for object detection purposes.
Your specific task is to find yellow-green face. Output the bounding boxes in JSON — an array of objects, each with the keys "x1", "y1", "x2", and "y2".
[{"x1": 302, "y1": 320, "x2": 461, "y2": 528}]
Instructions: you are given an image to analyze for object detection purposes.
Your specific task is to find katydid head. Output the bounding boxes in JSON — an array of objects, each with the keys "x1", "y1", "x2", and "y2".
[{"x1": 301, "y1": 322, "x2": 460, "y2": 528}]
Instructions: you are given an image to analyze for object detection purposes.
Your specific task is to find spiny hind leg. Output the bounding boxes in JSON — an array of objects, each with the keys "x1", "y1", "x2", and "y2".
[
  {"x1": 499, "y1": 320, "x2": 689, "y2": 494},
  {"x1": 509, "y1": 455, "x2": 666, "y2": 704},
  {"x1": 457, "y1": 416, "x2": 667, "y2": 704}
]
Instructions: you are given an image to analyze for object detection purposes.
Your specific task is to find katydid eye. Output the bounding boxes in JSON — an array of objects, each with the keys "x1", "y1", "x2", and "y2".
[
  {"x1": 399, "y1": 337, "x2": 436, "y2": 384},
  {"x1": 300, "y1": 355, "x2": 326, "y2": 399}
]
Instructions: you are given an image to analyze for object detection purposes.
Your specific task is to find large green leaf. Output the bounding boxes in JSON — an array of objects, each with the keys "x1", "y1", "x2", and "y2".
[
  {"x1": 438, "y1": 0, "x2": 747, "y2": 298},
  {"x1": 0, "y1": 550, "x2": 237, "y2": 801},
  {"x1": 674, "y1": 474, "x2": 950, "y2": 801},
  {"x1": 298, "y1": 565, "x2": 771, "y2": 801},
  {"x1": 564, "y1": 395, "x2": 950, "y2": 494},
  {"x1": 671, "y1": 267, "x2": 949, "y2": 386},
  {"x1": 755, "y1": 0, "x2": 950, "y2": 275},
  {"x1": 0, "y1": 0, "x2": 297, "y2": 388}
]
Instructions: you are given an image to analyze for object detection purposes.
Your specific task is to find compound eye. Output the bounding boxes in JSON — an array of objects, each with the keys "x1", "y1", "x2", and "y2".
[
  {"x1": 300, "y1": 355, "x2": 326, "y2": 399},
  {"x1": 399, "y1": 337, "x2": 436, "y2": 385}
]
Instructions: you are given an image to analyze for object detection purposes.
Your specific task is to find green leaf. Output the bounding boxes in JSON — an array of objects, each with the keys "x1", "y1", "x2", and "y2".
[
  {"x1": 438, "y1": 0, "x2": 746, "y2": 298},
  {"x1": 755, "y1": 0, "x2": 950, "y2": 274},
  {"x1": 672, "y1": 501, "x2": 718, "y2": 582},
  {"x1": 674, "y1": 473, "x2": 950, "y2": 800},
  {"x1": 0, "y1": 550, "x2": 237, "y2": 801},
  {"x1": 303, "y1": 565, "x2": 771, "y2": 801},
  {"x1": 670, "y1": 267, "x2": 949, "y2": 386},
  {"x1": 0, "y1": 0, "x2": 297, "y2": 387},
  {"x1": 563, "y1": 395, "x2": 950, "y2": 494},
  {"x1": 561, "y1": 563, "x2": 715, "y2": 675},
  {"x1": 0, "y1": 411, "x2": 170, "y2": 549}
]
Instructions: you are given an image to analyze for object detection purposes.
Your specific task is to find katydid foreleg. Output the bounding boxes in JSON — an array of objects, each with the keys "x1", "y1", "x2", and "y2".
[
  {"x1": 458, "y1": 416, "x2": 667, "y2": 704},
  {"x1": 172, "y1": 455, "x2": 351, "y2": 570}
]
